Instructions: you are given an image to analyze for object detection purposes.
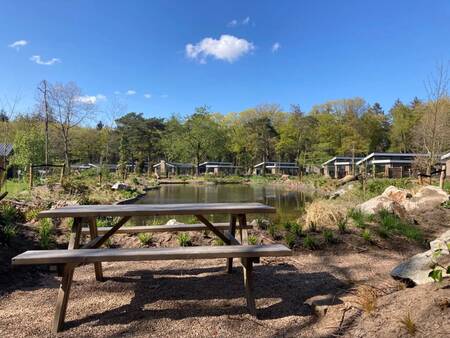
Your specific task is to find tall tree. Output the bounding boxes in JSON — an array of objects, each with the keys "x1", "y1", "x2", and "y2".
[{"x1": 389, "y1": 99, "x2": 419, "y2": 153}]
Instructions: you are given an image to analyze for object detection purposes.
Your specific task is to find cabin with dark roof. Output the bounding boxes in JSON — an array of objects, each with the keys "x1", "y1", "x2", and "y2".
[
  {"x1": 442, "y1": 152, "x2": 450, "y2": 178},
  {"x1": 153, "y1": 160, "x2": 194, "y2": 177},
  {"x1": 356, "y1": 152, "x2": 430, "y2": 178},
  {"x1": 253, "y1": 161, "x2": 299, "y2": 176},
  {"x1": 321, "y1": 156, "x2": 362, "y2": 179},
  {"x1": 198, "y1": 161, "x2": 240, "y2": 176},
  {"x1": 0, "y1": 143, "x2": 13, "y2": 169}
]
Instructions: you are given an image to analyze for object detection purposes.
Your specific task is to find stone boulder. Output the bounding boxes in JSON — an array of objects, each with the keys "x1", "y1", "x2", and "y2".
[
  {"x1": 166, "y1": 219, "x2": 182, "y2": 225},
  {"x1": 111, "y1": 182, "x2": 130, "y2": 191},
  {"x1": 403, "y1": 186, "x2": 449, "y2": 213},
  {"x1": 391, "y1": 230, "x2": 450, "y2": 285},
  {"x1": 357, "y1": 195, "x2": 398, "y2": 215},
  {"x1": 381, "y1": 186, "x2": 411, "y2": 204}
]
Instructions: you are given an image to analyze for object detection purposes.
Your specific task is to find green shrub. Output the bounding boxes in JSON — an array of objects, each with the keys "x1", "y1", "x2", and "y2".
[
  {"x1": 285, "y1": 232, "x2": 297, "y2": 248},
  {"x1": 337, "y1": 217, "x2": 348, "y2": 233},
  {"x1": 364, "y1": 178, "x2": 412, "y2": 196},
  {"x1": 323, "y1": 229, "x2": 336, "y2": 244},
  {"x1": 25, "y1": 208, "x2": 42, "y2": 222},
  {"x1": 177, "y1": 232, "x2": 192, "y2": 247},
  {"x1": 213, "y1": 237, "x2": 225, "y2": 246},
  {"x1": 308, "y1": 221, "x2": 317, "y2": 232},
  {"x1": 348, "y1": 208, "x2": 369, "y2": 228},
  {"x1": 289, "y1": 222, "x2": 302, "y2": 236},
  {"x1": 1, "y1": 223, "x2": 17, "y2": 244},
  {"x1": 268, "y1": 223, "x2": 280, "y2": 239},
  {"x1": 377, "y1": 209, "x2": 423, "y2": 242},
  {"x1": 38, "y1": 218, "x2": 54, "y2": 249},
  {"x1": 0, "y1": 204, "x2": 23, "y2": 224},
  {"x1": 248, "y1": 235, "x2": 258, "y2": 245},
  {"x1": 361, "y1": 229, "x2": 372, "y2": 242},
  {"x1": 303, "y1": 234, "x2": 317, "y2": 249},
  {"x1": 137, "y1": 233, "x2": 153, "y2": 246}
]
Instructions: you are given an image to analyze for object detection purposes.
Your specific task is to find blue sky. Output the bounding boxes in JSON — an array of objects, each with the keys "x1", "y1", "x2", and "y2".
[{"x1": 1, "y1": 0, "x2": 450, "y2": 121}]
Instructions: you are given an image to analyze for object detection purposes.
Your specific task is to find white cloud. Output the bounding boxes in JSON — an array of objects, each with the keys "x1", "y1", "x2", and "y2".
[
  {"x1": 272, "y1": 42, "x2": 281, "y2": 53},
  {"x1": 228, "y1": 17, "x2": 251, "y2": 27},
  {"x1": 77, "y1": 95, "x2": 97, "y2": 104},
  {"x1": 76, "y1": 94, "x2": 106, "y2": 104},
  {"x1": 30, "y1": 55, "x2": 61, "y2": 65},
  {"x1": 186, "y1": 34, "x2": 254, "y2": 63},
  {"x1": 125, "y1": 90, "x2": 136, "y2": 96},
  {"x1": 160, "y1": 94, "x2": 168, "y2": 99},
  {"x1": 9, "y1": 40, "x2": 28, "y2": 50},
  {"x1": 144, "y1": 93, "x2": 152, "y2": 99}
]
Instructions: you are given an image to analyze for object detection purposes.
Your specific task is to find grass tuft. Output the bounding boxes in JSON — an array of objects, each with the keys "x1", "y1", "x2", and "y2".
[
  {"x1": 177, "y1": 232, "x2": 192, "y2": 247},
  {"x1": 137, "y1": 232, "x2": 153, "y2": 246},
  {"x1": 399, "y1": 312, "x2": 417, "y2": 336}
]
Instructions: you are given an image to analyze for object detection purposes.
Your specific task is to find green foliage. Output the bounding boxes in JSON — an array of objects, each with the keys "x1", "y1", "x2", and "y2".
[
  {"x1": 268, "y1": 223, "x2": 280, "y2": 239},
  {"x1": 282, "y1": 221, "x2": 302, "y2": 236},
  {"x1": 377, "y1": 209, "x2": 423, "y2": 242},
  {"x1": 213, "y1": 237, "x2": 225, "y2": 246},
  {"x1": 303, "y1": 234, "x2": 317, "y2": 250},
  {"x1": 323, "y1": 229, "x2": 336, "y2": 244},
  {"x1": 10, "y1": 126, "x2": 45, "y2": 169},
  {"x1": 337, "y1": 217, "x2": 348, "y2": 233},
  {"x1": 348, "y1": 208, "x2": 369, "y2": 228},
  {"x1": 137, "y1": 232, "x2": 153, "y2": 246},
  {"x1": 361, "y1": 229, "x2": 372, "y2": 242},
  {"x1": 363, "y1": 178, "x2": 412, "y2": 197},
  {"x1": 25, "y1": 208, "x2": 42, "y2": 222},
  {"x1": 38, "y1": 218, "x2": 54, "y2": 249},
  {"x1": 1, "y1": 223, "x2": 17, "y2": 244},
  {"x1": 247, "y1": 235, "x2": 258, "y2": 245},
  {"x1": 177, "y1": 232, "x2": 192, "y2": 247},
  {"x1": 285, "y1": 232, "x2": 297, "y2": 248},
  {"x1": 428, "y1": 248, "x2": 450, "y2": 283}
]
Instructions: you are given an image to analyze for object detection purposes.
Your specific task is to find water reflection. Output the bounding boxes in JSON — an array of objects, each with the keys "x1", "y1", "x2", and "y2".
[{"x1": 135, "y1": 184, "x2": 314, "y2": 224}]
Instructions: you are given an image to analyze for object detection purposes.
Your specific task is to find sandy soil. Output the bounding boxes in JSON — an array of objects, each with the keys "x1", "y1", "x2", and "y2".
[{"x1": 0, "y1": 208, "x2": 449, "y2": 337}]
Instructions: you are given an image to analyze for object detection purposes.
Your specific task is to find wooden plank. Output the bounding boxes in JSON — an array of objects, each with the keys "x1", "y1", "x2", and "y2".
[
  {"x1": 37, "y1": 203, "x2": 276, "y2": 218},
  {"x1": 238, "y1": 214, "x2": 248, "y2": 245},
  {"x1": 226, "y1": 215, "x2": 237, "y2": 273},
  {"x1": 53, "y1": 218, "x2": 82, "y2": 333},
  {"x1": 79, "y1": 222, "x2": 251, "y2": 234},
  {"x1": 82, "y1": 216, "x2": 131, "y2": 249},
  {"x1": 242, "y1": 258, "x2": 257, "y2": 316},
  {"x1": 195, "y1": 214, "x2": 230, "y2": 244},
  {"x1": 12, "y1": 245, "x2": 292, "y2": 265},
  {"x1": 88, "y1": 217, "x2": 104, "y2": 282}
]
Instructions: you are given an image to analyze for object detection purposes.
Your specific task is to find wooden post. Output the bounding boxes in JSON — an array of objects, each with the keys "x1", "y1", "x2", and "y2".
[
  {"x1": 59, "y1": 165, "x2": 65, "y2": 184},
  {"x1": 242, "y1": 258, "x2": 256, "y2": 316},
  {"x1": 440, "y1": 165, "x2": 446, "y2": 189},
  {"x1": 88, "y1": 217, "x2": 104, "y2": 281},
  {"x1": 53, "y1": 218, "x2": 82, "y2": 333},
  {"x1": 419, "y1": 174, "x2": 423, "y2": 185},
  {"x1": 28, "y1": 163, "x2": 33, "y2": 190},
  {"x1": 226, "y1": 215, "x2": 237, "y2": 273}
]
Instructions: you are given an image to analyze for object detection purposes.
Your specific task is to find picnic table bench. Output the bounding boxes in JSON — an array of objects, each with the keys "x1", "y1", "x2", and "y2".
[{"x1": 12, "y1": 202, "x2": 291, "y2": 333}]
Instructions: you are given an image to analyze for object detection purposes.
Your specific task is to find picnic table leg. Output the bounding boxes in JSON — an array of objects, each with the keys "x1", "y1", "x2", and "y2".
[
  {"x1": 242, "y1": 258, "x2": 257, "y2": 316},
  {"x1": 226, "y1": 215, "x2": 237, "y2": 273},
  {"x1": 238, "y1": 214, "x2": 248, "y2": 245},
  {"x1": 53, "y1": 217, "x2": 82, "y2": 333},
  {"x1": 88, "y1": 217, "x2": 104, "y2": 282}
]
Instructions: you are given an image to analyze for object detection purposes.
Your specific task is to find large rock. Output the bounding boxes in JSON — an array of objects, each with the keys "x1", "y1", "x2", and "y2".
[
  {"x1": 357, "y1": 185, "x2": 448, "y2": 216},
  {"x1": 403, "y1": 186, "x2": 449, "y2": 213},
  {"x1": 111, "y1": 182, "x2": 130, "y2": 191},
  {"x1": 391, "y1": 230, "x2": 450, "y2": 285}
]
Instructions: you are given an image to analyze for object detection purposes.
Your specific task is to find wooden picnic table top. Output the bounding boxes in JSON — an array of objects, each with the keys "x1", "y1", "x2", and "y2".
[{"x1": 38, "y1": 202, "x2": 276, "y2": 218}]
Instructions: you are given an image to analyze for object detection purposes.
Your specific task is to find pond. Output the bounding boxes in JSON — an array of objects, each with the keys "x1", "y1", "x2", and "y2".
[{"x1": 135, "y1": 183, "x2": 315, "y2": 224}]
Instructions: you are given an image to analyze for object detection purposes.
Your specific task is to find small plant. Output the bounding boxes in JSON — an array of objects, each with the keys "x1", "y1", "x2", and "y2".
[
  {"x1": 289, "y1": 222, "x2": 302, "y2": 236},
  {"x1": 177, "y1": 232, "x2": 192, "y2": 247},
  {"x1": 361, "y1": 229, "x2": 372, "y2": 243},
  {"x1": 137, "y1": 232, "x2": 153, "y2": 246},
  {"x1": 348, "y1": 208, "x2": 368, "y2": 228},
  {"x1": 213, "y1": 237, "x2": 225, "y2": 246},
  {"x1": 428, "y1": 248, "x2": 450, "y2": 282},
  {"x1": 308, "y1": 221, "x2": 317, "y2": 232},
  {"x1": 355, "y1": 286, "x2": 377, "y2": 314},
  {"x1": 268, "y1": 223, "x2": 280, "y2": 239},
  {"x1": 337, "y1": 217, "x2": 348, "y2": 234},
  {"x1": 104, "y1": 238, "x2": 114, "y2": 248},
  {"x1": 399, "y1": 312, "x2": 417, "y2": 336},
  {"x1": 303, "y1": 234, "x2": 317, "y2": 250},
  {"x1": 38, "y1": 218, "x2": 54, "y2": 249},
  {"x1": 285, "y1": 232, "x2": 296, "y2": 248},
  {"x1": 1, "y1": 223, "x2": 17, "y2": 244},
  {"x1": 25, "y1": 208, "x2": 42, "y2": 222},
  {"x1": 323, "y1": 229, "x2": 336, "y2": 244},
  {"x1": 248, "y1": 235, "x2": 258, "y2": 245},
  {"x1": 377, "y1": 209, "x2": 423, "y2": 242}
]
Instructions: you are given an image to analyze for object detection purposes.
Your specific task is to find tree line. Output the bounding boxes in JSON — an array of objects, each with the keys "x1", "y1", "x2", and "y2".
[{"x1": 1, "y1": 66, "x2": 449, "y2": 176}]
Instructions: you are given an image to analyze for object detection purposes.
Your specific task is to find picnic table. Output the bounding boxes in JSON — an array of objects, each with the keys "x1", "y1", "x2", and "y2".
[{"x1": 12, "y1": 202, "x2": 291, "y2": 333}]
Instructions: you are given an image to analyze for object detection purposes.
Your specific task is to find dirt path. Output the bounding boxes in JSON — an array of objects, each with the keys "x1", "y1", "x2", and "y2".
[{"x1": 0, "y1": 246, "x2": 414, "y2": 338}]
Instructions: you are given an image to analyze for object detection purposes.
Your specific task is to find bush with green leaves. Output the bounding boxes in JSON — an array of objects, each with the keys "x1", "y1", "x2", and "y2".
[
  {"x1": 377, "y1": 209, "x2": 423, "y2": 242},
  {"x1": 285, "y1": 232, "x2": 297, "y2": 248},
  {"x1": 177, "y1": 232, "x2": 192, "y2": 247},
  {"x1": 213, "y1": 237, "x2": 225, "y2": 246},
  {"x1": 25, "y1": 208, "x2": 42, "y2": 222},
  {"x1": 303, "y1": 234, "x2": 317, "y2": 250},
  {"x1": 348, "y1": 208, "x2": 369, "y2": 228},
  {"x1": 428, "y1": 248, "x2": 450, "y2": 282},
  {"x1": 323, "y1": 229, "x2": 336, "y2": 244},
  {"x1": 361, "y1": 229, "x2": 372, "y2": 243},
  {"x1": 137, "y1": 232, "x2": 153, "y2": 246},
  {"x1": 337, "y1": 217, "x2": 348, "y2": 233},
  {"x1": 38, "y1": 218, "x2": 54, "y2": 249},
  {"x1": 247, "y1": 235, "x2": 258, "y2": 245},
  {"x1": 0, "y1": 204, "x2": 23, "y2": 245}
]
